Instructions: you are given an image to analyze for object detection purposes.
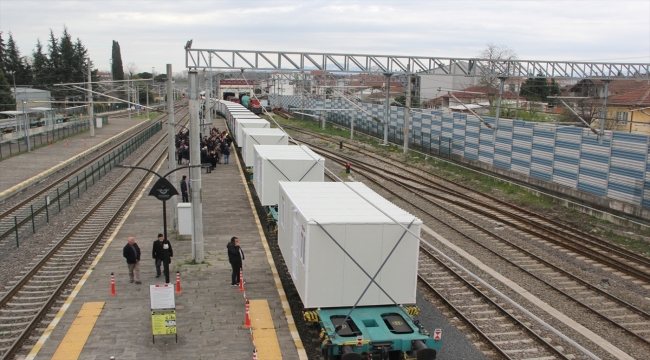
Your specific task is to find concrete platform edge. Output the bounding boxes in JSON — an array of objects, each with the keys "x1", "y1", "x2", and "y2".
[
  {"x1": 24, "y1": 160, "x2": 162, "y2": 360},
  {"x1": 234, "y1": 143, "x2": 309, "y2": 360}
]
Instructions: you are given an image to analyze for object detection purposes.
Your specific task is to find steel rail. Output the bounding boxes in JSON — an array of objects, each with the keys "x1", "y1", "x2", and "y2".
[
  {"x1": 0, "y1": 103, "x2": 187, "y2": 242},
  {"x1": 418, "y1": 248, "x2": 572, "y2": 360},
  {"x1": 303, "y1": 137, "x2": 650, "y2": 347},
  {"x1": 0, "y1": 111, "x2": 189, "y2": 359},
  {"x1": 284, "y1": 125, "x2": 650, "y2": 275}
]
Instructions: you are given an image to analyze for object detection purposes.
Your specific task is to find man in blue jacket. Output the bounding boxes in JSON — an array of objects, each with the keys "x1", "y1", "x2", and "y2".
[{"x1": 123, "y1": 237, "x2": 142, "y2": 284}]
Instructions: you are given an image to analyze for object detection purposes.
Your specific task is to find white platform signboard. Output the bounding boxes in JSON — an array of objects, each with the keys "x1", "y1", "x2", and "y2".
[{"x1": 150, "y1": 284, "x2": 175, "y2": 310}]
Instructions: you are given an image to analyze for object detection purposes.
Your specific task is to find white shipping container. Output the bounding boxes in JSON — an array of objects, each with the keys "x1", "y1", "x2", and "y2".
[
  {"x1": 241, "y1": 128, "x2": 289, "y2": 166},
  {"x1": 235, "y1": 119, "x2": 269, "y2": 145},
  {"x1": 253, "y1": 145, "x2": 324, "y2": 206},
  {"x1": 229, "y1": 113, "x2": 259, "y2": 135},
  {"x1": 277, "y1": 182, "x2": 421, "y2": 309}
]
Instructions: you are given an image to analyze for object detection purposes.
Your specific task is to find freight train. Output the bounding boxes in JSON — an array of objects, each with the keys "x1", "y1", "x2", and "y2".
[{"x1": 216, "y1": 100, "x2": 441, "y2": 360}]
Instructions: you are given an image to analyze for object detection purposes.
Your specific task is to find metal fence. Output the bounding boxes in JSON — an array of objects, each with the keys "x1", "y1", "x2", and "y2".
[
  {"x1": 0, "y1": 118, "x2": 92, "y2": 160},
  {"x1": 271, "y1": 94, "x2": 650, "y2": 210},
  {"x1": 0, "y1": 121, "x2": 163, "y2": 256}
]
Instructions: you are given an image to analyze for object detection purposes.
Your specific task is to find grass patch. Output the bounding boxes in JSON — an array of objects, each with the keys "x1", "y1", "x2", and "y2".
[{"x1": 601, "y1": 230, "x2": 650, "y2": 256}]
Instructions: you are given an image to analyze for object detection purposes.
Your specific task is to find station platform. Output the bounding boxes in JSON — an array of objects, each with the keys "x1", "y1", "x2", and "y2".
[
  {"x1": 25, "y1": 117, "x2": 305, "y2": 360},
  {"x1": 0, "y1": 115, "x2": 150, "y2": 195}
]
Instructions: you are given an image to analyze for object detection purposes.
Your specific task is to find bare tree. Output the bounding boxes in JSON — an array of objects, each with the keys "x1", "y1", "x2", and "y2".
[
  {"x1": 477, "y1": 43, "x2": 517, "y2": 106},
  {"x1": 125, "y1": 62, "x2": 139, "y2": 78}
]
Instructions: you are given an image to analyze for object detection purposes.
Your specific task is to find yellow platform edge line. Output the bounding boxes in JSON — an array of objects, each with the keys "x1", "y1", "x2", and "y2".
[
  {"x1": 249, "y1": 299, "x2": 282, "y2": 360},
  {"x1": 25, "y1": 160, "x2": 163, "y2": 360},
  {"x1": 235, "y1": 140, "x2": 308, "y2": 360},
  {"x1": 51, "y1": 302, "x2": 105, "y2": 360}
]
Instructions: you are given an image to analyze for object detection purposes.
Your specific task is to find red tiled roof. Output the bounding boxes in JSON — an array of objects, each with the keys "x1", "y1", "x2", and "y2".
[
  {"x1": 569, "y1": 79, "x2": 648, "y2": 95},
  {"x1": 606, "y1": 84, "x2": 650, "y2": 107}
]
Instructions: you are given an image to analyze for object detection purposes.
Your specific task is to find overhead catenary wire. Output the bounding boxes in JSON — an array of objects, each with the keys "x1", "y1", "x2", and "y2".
[{"x1": 239, "y1": 71, "x2": 601, "y2": 359}]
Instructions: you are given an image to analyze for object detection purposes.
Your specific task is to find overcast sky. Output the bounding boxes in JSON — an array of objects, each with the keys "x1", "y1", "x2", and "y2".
[{"x1": 1, "y1": 0, "x2": 649, "y2": 75}]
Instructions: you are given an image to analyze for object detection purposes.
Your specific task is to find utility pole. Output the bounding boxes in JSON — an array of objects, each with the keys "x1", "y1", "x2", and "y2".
[
  {"x1": 404, "y1": 69, "x2": 411, "y2": 153},
  {"x1": 127, "y1": 75, "x2": 131, "y2": 119},
  {"x1": 188, "y1": 69, "x2": 204, "y2": 262},
  {"x1": 166, "y1": 64, "x2": 178, "y2": 231},
  {"x1": 146, "y1": 83, "x2": 150, "y2": 119},
  {"x1": 87, "y1": 62, "x2": 95, "y2": 137},
  {"x1": 207, "y1": 59, "x2": 212, "y2": 128},
  {"x1": 383, "y1": 73, "x2": 392, "y2": 145},
  {"x1": 493, "y1": 76, "x2": 508, "y2": 143},
  {"x1": 599, "y1": 79, "x2": 612, "y2": 143}
]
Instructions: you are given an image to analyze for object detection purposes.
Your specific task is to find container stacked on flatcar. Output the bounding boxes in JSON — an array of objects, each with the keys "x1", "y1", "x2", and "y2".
[{"x1": 216, "y1": 99, "x2": 441, "y2": 359}]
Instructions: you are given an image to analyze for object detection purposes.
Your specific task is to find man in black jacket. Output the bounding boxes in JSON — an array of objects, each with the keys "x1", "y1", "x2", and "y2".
[
  {"x1": 180, "y1": 176, "x2": 189, "y2": 202},
  {"x1": 152, "y1": 233, "x2": 173, "y2": 283},
  {"x1": 227, "y1": 236, "x2": 244, "y2": 286},
  {"x1": 123, "y1": 237, "x2": 141, "y2": 284}
]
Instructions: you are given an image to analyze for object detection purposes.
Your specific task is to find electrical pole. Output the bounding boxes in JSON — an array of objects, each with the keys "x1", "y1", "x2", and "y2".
[
  {"x1": 188, "y1": 69, "x2": 204, "y2": 262},
  {"x1": 166, "y1": 64, "x2": 178, "y2": 231},
  {"x1": 87, "y1": 62, "x2": 95, "y2": 137},
  {"x1": 404, "y1": 70, "x2": 411, "y2": 153},
  {"x1": 599, "y1": 79, "x2": 611, "y2": 143},
  {"x1": 493, "y1": 76, "x2": 508, "y2": 143},
  {"x1": 146, "y1": 83, "x2": 150, "y2": 119},
  {"x1": 127, "y1": 75, "x2": 131, "y2": 119},
  {"x1": 383, "y1": 73, "x2": 392, "y2": 145},
  {"x1": 207, "y1": 60, "x2": 212, "y2": 128}
]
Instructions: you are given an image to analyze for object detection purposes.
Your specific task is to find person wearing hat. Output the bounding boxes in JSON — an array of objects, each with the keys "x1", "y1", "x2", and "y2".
[{"x1": 152, "y1": 233, "x2": 173, "y2": 283}]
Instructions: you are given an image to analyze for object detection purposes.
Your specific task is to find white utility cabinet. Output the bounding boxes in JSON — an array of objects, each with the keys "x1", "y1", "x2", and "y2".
[
  {"x1": 277, "y1": 182, "x2": 421, "y2": 309},
  {"x1": 234, "y1": 118, "x2": 269, "y2": 145},
  {"x1": 177, "y1": 203, "x2": 192, "y2": 235},
  {"x1": 241, "y1": 128, "x2": 289, "y2": 166},
  {"x1": 253, "y1": 145, "x2": 324, "y2": 206}
]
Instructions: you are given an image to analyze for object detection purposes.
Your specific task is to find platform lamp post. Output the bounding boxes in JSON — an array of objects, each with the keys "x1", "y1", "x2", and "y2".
[
  {"x1": 116, "y1": 164, "x2": 205, "y2": 262},
  {"x1": 22, "y1": 100, "x2": 30, "y2": 152}
]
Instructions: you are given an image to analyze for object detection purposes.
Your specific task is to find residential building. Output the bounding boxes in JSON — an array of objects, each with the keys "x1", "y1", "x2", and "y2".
[{"x1": 591, "y1": 84, "x2": 650, "y2": 134}]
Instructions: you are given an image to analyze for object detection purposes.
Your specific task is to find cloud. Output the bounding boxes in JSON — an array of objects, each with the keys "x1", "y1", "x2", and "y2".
[{"x1": 0, "y1": 0, "x2": 648, "y2": 74}]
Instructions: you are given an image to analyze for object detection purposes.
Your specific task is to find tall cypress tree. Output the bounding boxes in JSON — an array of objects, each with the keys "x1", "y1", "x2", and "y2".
[{"x1": 111, "y1": 40, "x2": 124, "y2": 81}]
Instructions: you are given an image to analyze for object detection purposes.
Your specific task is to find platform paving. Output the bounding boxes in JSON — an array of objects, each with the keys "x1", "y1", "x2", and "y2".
[
  {"x1": 0, "y1": 115, "x2": 149, "y2": 194},
  {"x1": 30, "y1": 117, "x2": 300, "y2": 360}
]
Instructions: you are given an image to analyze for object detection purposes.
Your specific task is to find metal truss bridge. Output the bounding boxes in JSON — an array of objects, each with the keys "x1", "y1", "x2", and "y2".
[{"x1": 186, "y1": 48, "x2": 649, "y2": 79}]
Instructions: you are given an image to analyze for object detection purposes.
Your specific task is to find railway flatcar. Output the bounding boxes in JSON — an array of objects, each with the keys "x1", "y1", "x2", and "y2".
[{"x1": 274, "y1": 181, "x2": 441, "y2": 360}]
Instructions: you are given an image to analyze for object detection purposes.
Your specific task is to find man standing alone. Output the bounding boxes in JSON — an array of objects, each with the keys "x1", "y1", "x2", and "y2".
[
  {"x1": 180, "y1": 175, "x2": 189, "y2": 202},
  {"x1": 227, "y1": 236, "x2": 244, "y2": 286},
  {"x1": 123, "y1": 237, "x2": 141, "y2": 284},
  {"x1": 152, "y1": 233, "x2": 174, "y2": 283}
]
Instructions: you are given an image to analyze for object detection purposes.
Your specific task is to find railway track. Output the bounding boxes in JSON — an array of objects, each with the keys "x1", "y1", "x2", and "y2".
[
  {"x1": 0, "y1": 102, "x2": 187, "y2": 250},
  {"x1": 0, "y1": 110, "x2": 189, "y2": 360},
  {"x1": 287, "y1": 127, "x2": 650, "y2": 358},
  {"x1": 284, "y1": 125, "x2": 650, "y2": 283},
  {"x1": 418, "y1": 247, "x2": 575, "y2": 360}
]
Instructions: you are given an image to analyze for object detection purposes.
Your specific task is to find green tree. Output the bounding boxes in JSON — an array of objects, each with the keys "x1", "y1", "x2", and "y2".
[
  {"x1": 0, "y1": 71, "x2": 15, "y2": 112},
  {"x1": 111, "y1": 40, "x2": 124, "y2": 81},
  {"x1": 5, "y1": 33, "x2": 31, "y2": 85},
  {"x1": 58, "y1": 27, "x2": 76, "y2": 83},
  {"x1": 136, "y1": 72, "x2": 152, "y2": 79},
  {"x1": 47, "y1": 30, "x2": 61, "y2": 83},
  {"x1": 520, "y1": 74, "x2": 561, "y2": 104},
  {"x1": 138, "y1": 86, "x2": 154, "y2": 104},
  {"x1": 31, "y1": 39, "x2": 50, "y2": 89},
  {"x1": 0, "y1": 32, "x2": 6, "y2": 73}
]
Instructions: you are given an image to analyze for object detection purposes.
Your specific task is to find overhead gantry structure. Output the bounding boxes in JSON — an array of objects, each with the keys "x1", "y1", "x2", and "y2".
[{"x1": 185, "y1": 45, "x2": 650, "y2": 145}]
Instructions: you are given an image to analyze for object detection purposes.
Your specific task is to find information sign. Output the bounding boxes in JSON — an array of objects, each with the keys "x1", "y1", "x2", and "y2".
[
  {"x1": 151, "y1": 310, "x2": 177, "y2": 335},
  {"x1": 150, "y1": 284, "x2": 175, "y2": 310}
]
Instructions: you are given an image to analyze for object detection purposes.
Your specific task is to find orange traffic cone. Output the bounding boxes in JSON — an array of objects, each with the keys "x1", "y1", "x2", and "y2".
[
  {"x1": 244, "y1": 300, "x2": 251, "y2": 328},
  {"x1": 175, "y1": 271, "x2": 182, "y2": 294},
  {"x1": 83, "y1": 139, "x2": 86, "y2": 146},
  {"x1": 252, "y1": 349, "x2": 258, "y2": 360},
  {"x1": 66, "y1": 139, "x2": 69, "y2": 146},
  {"x1": 238, "y1": 270, "x2": 245, "y2": 291},
  {"x1": 110, "y1": 272, "x2": 116, "y2": 296}
]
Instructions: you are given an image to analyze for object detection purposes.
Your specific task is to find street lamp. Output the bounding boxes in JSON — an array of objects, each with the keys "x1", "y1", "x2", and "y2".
[{"x1": 22, "y1": 99, "x2": 30, "y2": 152}]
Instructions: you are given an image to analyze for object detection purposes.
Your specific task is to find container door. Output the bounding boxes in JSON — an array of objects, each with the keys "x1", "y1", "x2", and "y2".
[{"x1": 291, "y1": 217, "x2": 299, "y2": 279}]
